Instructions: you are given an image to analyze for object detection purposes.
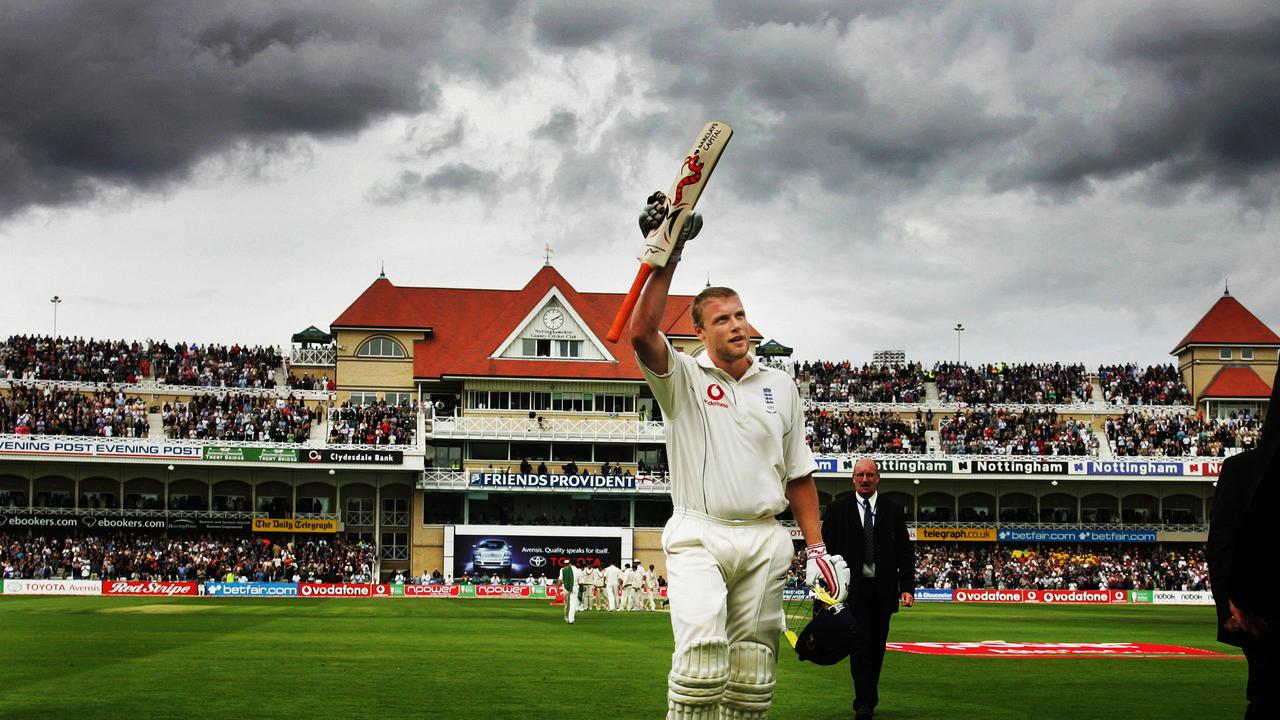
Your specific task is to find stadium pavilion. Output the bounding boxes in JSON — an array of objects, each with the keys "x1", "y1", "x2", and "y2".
[{"x1": 1, "y1": 268, "x2": 1274, "y2": 581}]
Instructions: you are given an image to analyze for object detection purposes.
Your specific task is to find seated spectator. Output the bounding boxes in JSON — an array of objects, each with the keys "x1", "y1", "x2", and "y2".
[
  {"x1": 152, "y1": 341, "x2": 280, "y2": 388},
  {"x1": 938, "y1": 406, "x2": 1095, "y2": 455},
  {"x1": 0, "y1": 534, "x2": 375, "y2": 583},
  {"x1": 1106, "y1": 410, "x2": 1261, "y2": 457},
  {"x1": 805, "y1": 409, "x2": 928, "y2": 454},
  {"x1": 932, "y1": 362, "x2": 1091, "y2": 404},
  {"x1": 161, "y1": 393, "x2": 313, "y2": 443},
  {"x1": 0, "y1": 384, "x2": 149, "y2": 438},
  {"x1": 1097, "y1": 364, "x2": 1191, "y2": 405},
  {"x1": 0, "y1": 335, "x2": 146, "y2": 384},
  {"x1": 327, "y1": 399, "x2": 417, "y2": 446},
  {"x1": 797, "y1": 360, "x2": 925, "y2": 403}
]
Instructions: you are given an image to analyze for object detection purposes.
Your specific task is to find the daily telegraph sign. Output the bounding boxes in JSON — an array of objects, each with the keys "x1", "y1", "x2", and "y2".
[
  {"x1": 467, "y1": 472, "x2": 637, "y2": 491},
  {"x1": 0, "y1": 436, "x2": 202, "y2": 461}
]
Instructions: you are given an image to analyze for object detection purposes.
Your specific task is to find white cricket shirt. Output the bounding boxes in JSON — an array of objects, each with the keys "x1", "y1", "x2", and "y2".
[{"x1": 638, "y1": 333, "x2": 818, "y2": 521}]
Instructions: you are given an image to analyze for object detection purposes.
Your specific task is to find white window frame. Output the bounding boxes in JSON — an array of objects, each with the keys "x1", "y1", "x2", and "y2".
[{"x1": 358, "y1": 336, "x2": 407, "y2": 358}]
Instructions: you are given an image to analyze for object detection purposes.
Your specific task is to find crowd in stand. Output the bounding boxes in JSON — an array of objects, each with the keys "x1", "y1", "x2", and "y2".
[
  {"x1": 933, "y1": 362, "x2": 1091, "y2": 404},
  {"x1": 0, "y1": 336, "x2": 147, "y2": 384},
  {"x1": 798, "y1": 361, "x2": 925, "y2": 403},
  {"x1": 328, "y1": 400, "x2": 417, "y2": 445},
  {"x1": 1097, "y1": 364, "x2": 1191, "y2": 406},
  {"x1": 938, "y1": 407, "x2": 1095, "y2": 455},
  {"x1": 287, "y1": 373, "x2": 334, "y2": 391},
  {"x1": 161, "y1": 394, "x2": 314, "y2": 443},
  {"x1": 0, "y1": 384, "x2": 149, "y2": 437},
  {"x1": 152, "y1": 341, "x2": 280, "y2": 388},
  {"x1": 0, "y1": 335, "x2": 283, "y2": 389},
  {"x1": 0, "y1": 534, "x2": 375, "y2": 582},
  {"x1": 1106, "y1": 410, "x2": 1262, "y2": 457},
  {"x1": 914, "y1": 545, "x2": 1209, "y2": 591},
  {"x1": 806, "y1": 409, "x2": 929, "y2": 454}
]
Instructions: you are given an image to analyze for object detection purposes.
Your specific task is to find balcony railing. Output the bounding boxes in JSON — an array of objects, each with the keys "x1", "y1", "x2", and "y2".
[
  {"x1": 428, "y1": 415, "x2": 664, "y2": 441},
  {"x1": 290, "y1": 346, "x2": 336, "y2": 366},
  {"x1": 345, "y1": 510, "x2": 375, "y2": 527},
  {"x1": 0, "y1": 377, "x2": 333, "y2": 402},
  {"x1": 381, "y1": 510, "x2": 409, "y2": 527}
]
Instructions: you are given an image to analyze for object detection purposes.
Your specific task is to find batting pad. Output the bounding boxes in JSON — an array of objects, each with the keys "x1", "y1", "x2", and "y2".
[
  {"x1": 719, "y1": 641, "x2": 774, "y2": 719},
  {"x1": 668, "y1": 638, "x2": 730, "y2": 720}
]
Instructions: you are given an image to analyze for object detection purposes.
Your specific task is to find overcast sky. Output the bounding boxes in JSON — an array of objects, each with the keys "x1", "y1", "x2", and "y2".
[{"x1": 2, "y1": 0, "x2": 1277, "y2": 367}]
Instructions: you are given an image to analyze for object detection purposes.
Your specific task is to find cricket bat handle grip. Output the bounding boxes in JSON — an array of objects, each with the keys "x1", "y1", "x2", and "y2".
[{"x1": 605, "y1": 264, "x2": 655, "y2": 343}]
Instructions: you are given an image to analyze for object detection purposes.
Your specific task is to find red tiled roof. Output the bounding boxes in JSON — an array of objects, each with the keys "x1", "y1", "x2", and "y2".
[
  {"x1": 1172, "y1": 293, "x2": 1280, "y2": 353},
  {"x1": 331, "y1": 266, "x2": 762, "y2": 381},
  {"x1": 1200, "y1": 367, "x2": 1274, "y2": 399}
]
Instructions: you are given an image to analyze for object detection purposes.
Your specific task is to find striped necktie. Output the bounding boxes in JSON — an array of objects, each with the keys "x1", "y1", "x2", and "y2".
[{"x1": 862, "y1": 498, "x2": 875, "y2": 561}]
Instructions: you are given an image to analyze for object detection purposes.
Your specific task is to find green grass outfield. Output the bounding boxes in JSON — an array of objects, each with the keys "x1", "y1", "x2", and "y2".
[{"x1": 0, "y1": 598, "x2": 1245, "y2": 719}]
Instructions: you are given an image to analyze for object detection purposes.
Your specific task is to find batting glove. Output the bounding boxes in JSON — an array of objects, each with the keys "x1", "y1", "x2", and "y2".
[
  {"x1": 639, "y1": 191, "x2": 702, "y2": 263},
  {"x1": 805, "y1": 543, "x2": 850, "y2": 603}
]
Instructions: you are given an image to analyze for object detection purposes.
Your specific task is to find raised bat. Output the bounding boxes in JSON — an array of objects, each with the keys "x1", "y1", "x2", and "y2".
[{"x1": 605, "y1": 121, "x2": 733, "y2": 343}]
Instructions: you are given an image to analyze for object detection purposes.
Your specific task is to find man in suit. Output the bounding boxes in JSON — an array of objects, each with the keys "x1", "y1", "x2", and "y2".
[
  {"x1": 823, "y1": 458, "x2": 915, "y2": 719},
  {"x1": 1208, "y1": 362, "x2": 1278, "y2": 719}
]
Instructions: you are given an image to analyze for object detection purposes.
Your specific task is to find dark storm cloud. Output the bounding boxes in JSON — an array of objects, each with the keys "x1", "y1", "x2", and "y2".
[
  {"x1": 0, "y1": 1, "x2": 522, "y2": 219},
  {"x1": 533, "y1": 110, "x2": 579, "y2": 143},
  {"x1": 530, "y1": 0, "x2": 640, "y2": 48},
  {"x1": 995, "y1": 3, "x2": 1280, "y2": 202},
  {"x1": 367, "y1": 163, "x2": 500, "y2": 205}
]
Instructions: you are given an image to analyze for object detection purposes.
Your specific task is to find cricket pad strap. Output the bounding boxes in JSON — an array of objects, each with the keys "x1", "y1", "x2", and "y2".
[
  {"x1": 719, "y1": 641, "x2": 775, "y2": 719},
  {"x1": 668, "y1": 638, "x2": 730, "y2": 719}
]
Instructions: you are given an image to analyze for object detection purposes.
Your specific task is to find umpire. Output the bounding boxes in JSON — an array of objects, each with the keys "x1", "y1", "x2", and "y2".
[
  {"x1": 1208, "y1": 361, "x2": 1278, "y2": 718},
  {"x1": 823, "y1": 458, "x2": 915, "y2": 719}
]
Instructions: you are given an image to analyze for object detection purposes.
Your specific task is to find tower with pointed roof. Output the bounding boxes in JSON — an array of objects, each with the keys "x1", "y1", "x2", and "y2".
[{"x1": 1171, "y1": 287, "x2": 1278, "y2": 418}]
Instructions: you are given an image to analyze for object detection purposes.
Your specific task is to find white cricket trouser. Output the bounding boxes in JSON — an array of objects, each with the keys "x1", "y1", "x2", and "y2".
[
  {"x1": 606, "y1": 582, "x2": 619, "y2": 611},
  {"x1": 662, "y1": 508, "x2": 793, "y2": 656},
  {"x1": 564, "y1": 587, "x2": 579, "y2": 623}
]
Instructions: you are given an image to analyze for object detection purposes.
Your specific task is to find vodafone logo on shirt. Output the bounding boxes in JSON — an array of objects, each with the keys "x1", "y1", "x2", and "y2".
[{"x1": 704, "y1": 384, "x2": 728, "y2": 408}]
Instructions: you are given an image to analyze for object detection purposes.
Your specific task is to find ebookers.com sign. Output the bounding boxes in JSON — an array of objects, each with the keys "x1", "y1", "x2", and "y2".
[{"x1": 3, "y1": 579, "x2": 101, "y2": 595}]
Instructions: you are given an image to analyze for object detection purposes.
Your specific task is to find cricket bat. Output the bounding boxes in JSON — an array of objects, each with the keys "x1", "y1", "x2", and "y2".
[{"x1": 605, "y1": 121, "x2": 733, "y2": 343}]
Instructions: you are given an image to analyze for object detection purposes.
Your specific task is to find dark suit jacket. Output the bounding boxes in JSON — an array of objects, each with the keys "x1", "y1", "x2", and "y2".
[
  {"x1": 823, "y1": 493, "x2": 915, "y2": 615},
  {"x1": 1208, "y1": 447, "x2": 1276, "y2": 647}
]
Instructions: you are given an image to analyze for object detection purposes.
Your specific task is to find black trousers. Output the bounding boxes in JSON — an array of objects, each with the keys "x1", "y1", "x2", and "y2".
[
  {"x1": 848, "y1": 577, "x2": 893, "y2": 714},
  {"x1": 1244, "y1": 641, "x2": 1275, "y2": 719}
]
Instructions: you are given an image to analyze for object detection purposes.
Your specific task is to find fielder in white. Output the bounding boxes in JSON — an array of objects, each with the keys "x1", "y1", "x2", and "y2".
[
  {"x1": 632, "y1": 203, "x2": 850, "y2": 719},
  {"x1": 643, "y1": 563, "x2": 659, "y2": 611},
  {"x1": 604, "y1": 561, "x2": 621, "y2": 611}
]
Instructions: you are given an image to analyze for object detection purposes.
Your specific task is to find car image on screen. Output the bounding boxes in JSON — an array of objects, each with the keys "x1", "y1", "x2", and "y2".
[{"x1": 471, "y1": 539, "x2": 513, "y2": 572}]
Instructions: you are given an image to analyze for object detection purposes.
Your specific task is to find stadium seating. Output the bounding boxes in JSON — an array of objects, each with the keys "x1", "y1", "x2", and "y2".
[
  {"x1": 0, "y1": 384, "x2": 149, "y2": 437},
  {"x1": 328, "y1": 400, "x2": 418, "y2": 446},
  {"x1": 161, "y1": 394, "x2": 314, "y2": 443},
  {"x1": 806, "y1": 409, "x2": 928, "y2": 454},
  {"x1": 1097, "y1": 364, "x2": 1191, "y2": 405},
  {"x1": 0, "y1": 534, "x2": 375, "y2": 583},
  {"x1": 933, "y1": 362, "x2": 1091, "y2": 405},
  {"x1": 938, "y1": 407, "x2": 1095, "y2": 456},
  {"x1": 1105, "y1": 410, "x2": 1262, "y2": 457},
  {"x1": 914, "y1": 545, "x2": 1208, "y2": 591},
  {"x1": 797, "y1": 361, "x2": 925, "y2": 403}
]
